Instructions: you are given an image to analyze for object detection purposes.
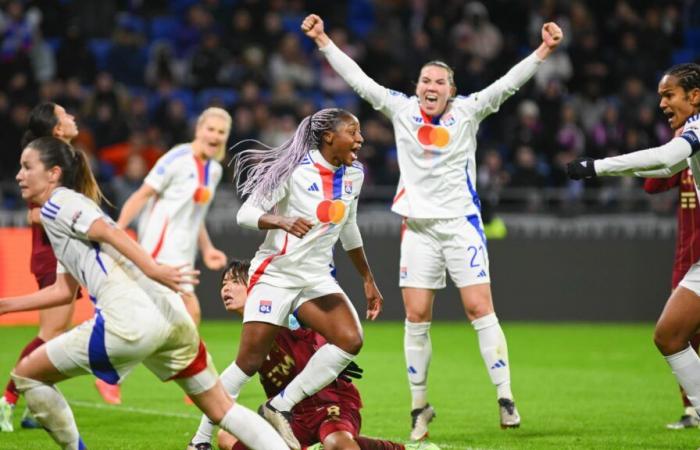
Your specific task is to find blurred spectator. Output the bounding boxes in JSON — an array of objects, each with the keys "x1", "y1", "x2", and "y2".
[
  {"x1": 187, "y1": 32, "x2": 231, "y2": 90},
  {"x1": 268, "y1": 32, "x2": 315, "y2": 89},
  {"x1": 451, "y1": 2, "x2": 502, "y2": 62},
  {"x1": 56, "y1": 25, "x2": 96, "y2": 83},
  {"x1": 100, "y1": 130, "x2": 164, "y2": 176},
  {"x1": 110, "y1": 153, "x2": 149, "y2": 214}
]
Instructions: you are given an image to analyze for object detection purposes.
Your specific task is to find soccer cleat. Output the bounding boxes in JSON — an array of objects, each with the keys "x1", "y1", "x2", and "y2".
[
  {"x1": 0, "y1": 397, "x2": 14, "y2": 432},
  {"x1": 20, "y1": 407, "x2": 41, "y2": 429},
  {"x1": 666, "y1": 407, "x2": 700, "y2": 430},
  {"x1": 95, "y1": 379, "x2": 121, "y2": 405},
  {"x1": 186, "y1": 442, "x2": 213, "y2": 450},
  {"x1": 410, "y1": 404, "x2": 436, "y2": 441},
  {"x1": 305, "y1": 443, "x2": 323, "y2": 450},
  {"x1": 498, "y1": 398, "x2": 520, "y2": 429},
  {"x1": 405, "y1": 441, "x2": 441, "y2": 450},
  {"x1": 258, "y1": 400, "x2": 301, "y2": 450}
]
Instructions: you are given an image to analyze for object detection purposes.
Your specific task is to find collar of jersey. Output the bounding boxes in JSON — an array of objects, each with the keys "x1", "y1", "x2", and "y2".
[{"x1": 309, "y1": 149, "x2": 341, "y2": 171}]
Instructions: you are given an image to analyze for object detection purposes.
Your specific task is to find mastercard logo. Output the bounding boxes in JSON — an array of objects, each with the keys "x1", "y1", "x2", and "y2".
[
  {"x1": 316, "y1": 199, "x2": 346, "y2": 224},
  {"x1": 417, "y1": 125, "x2": 450, "y2": 148},
  {"x1": 193, "y1": 186, "x2": 212, "y2": 204}
]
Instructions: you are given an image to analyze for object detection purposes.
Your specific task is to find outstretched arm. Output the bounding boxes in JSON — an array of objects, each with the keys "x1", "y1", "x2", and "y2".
[
  {"x1": 302, "y1": 14, "x2": 388, "y2": 109},
  {"x1": 116, "y1": 183, "x2": 157, "y2": 229},
  {"x1": 87, "y1": 218, "x2": 198, "y2": 293},
  {"x1": 0, "y1": 273, "x2": 78, "y2": 315}
]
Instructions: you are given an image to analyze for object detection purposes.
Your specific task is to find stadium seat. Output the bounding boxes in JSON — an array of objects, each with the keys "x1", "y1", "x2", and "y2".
[
  {"x1": 672, "y1": 49, "x2": 695, "y2": 65},
  {"x1": 684, "y1": 28, "x2": 700, "y2": 52},
  {"x1": 88, "y1": 39, "x2": 113, "y2": 71},
  {"x1": 150, "y1": 16, "x2": 180, "y2": 43},
  {"x1": 198, "y1": 88, "x2": 238, "y2": 110}
]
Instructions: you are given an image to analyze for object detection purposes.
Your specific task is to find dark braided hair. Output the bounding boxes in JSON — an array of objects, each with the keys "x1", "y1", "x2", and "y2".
[{"x1": 664, "y1": 63, "x2": 700, "y2": 93}]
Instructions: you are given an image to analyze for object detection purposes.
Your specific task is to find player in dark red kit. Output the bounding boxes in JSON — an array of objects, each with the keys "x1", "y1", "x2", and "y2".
[
  {"x1": 0, "y1": 102, "x2": 118, "y2": 433},
  {"x1": 644, "y1": 167, "x2": 700, "y2": 429},
  {"x1": 188, "y1": 260, "x2": 439, "y2": 450}
]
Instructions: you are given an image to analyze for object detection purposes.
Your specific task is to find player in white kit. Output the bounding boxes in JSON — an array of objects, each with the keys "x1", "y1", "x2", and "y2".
[
  {"x1": 567, "y1": 63, "x2": 700, "y2": 423},
  {"x1": 3, "y1": 136, "x2": 288, "y2": 450},
  {"x1": 229, "y1": 108, "x2": 383, "y2": 449},
  {"x1": 302, "y1": 14, "x2": 563, "y2": 438}
]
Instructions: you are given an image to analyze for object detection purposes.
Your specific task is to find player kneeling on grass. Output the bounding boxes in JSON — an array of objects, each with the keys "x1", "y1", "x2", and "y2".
[
  {"x1": 2, "y1": 136, "x2": 288, "y2": 450},
  {"x1": 188, "y1": 259, "x2": 440, "y2": 450}
]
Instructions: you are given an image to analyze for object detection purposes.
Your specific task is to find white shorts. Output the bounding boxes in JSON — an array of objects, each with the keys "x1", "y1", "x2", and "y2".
[
  {"x1": 399, "y1": 215, "x2": 490, "y2": 289},
  {"x1": 46, "y1": 272, "x2": 217, "y2": 393},
  {"x1": 679, "y1": 263, "x2": 700, "y2": 296},
  {"x1": 244, "y1": 276, "x2": 346, "y2": 326}
]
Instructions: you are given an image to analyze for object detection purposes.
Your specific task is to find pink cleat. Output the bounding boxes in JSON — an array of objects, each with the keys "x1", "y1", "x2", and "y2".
[{"x1": 95, "y1": 379, "x2": 122, "y2": 405}]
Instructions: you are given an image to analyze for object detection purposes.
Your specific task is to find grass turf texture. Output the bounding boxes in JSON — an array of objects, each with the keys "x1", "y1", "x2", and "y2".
[{"x1": 0, "y1": 321, "x2": 696, "y2": 449}]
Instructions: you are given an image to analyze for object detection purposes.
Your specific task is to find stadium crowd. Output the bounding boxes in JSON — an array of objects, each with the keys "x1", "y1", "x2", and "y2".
[{"x1": 0, "y1": 0, "x2": 699, "y2": 214}]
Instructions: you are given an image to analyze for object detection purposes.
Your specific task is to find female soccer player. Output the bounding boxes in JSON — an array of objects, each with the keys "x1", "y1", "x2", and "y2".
[
  {"x1": 231, "y1": 107, "x2": 383, "y2": 449},
  {"x1": 0, "y1": 102, "x2": 117, "y2": 433},
  {"x1": 2, "y1": 136, "x2": 288, "y2": 450},
  {"x1": 189, "y1": 259, "x2": 437, "y2": 450},
  {"x1": 302, "y1": 14, "x2": 563, "y2": 439},
  {"x1": 567, "y1": 63, "x2": 700, "y2": 422}
]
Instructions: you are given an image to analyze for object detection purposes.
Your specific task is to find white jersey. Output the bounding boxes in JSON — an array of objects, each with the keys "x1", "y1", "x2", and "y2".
[
  {"x1": 596, "y1": 113, "x2": 700, "y2": 194},
  {"x1": 237, "y1": 150, "x2": 364, "y2": 288},
  {"x1": 138, "y1": 143, "x2": 222, "y2": 265},
  {"x1": 40, "y1": 187, "x2": 135, "y2": 299},
  {"x1": 320, "y1": 41, "x2": 542, "y2": 219}
]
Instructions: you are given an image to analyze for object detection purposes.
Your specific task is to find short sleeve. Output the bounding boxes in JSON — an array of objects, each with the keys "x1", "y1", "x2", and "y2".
[
  {"x1": 56, "y1": 261, "x2": 67, "y2": 274},
  {"x1": 45, "y1": 193, "x2": 106, "y2": 239},
  {"x1": 144, "y1": 156, "x2": 175, "y2": 193}
]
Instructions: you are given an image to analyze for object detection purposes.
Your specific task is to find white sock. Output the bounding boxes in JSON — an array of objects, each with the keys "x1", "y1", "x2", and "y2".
[
  {"x1": 12, "y1": 373, "x2": 82, "y2": 450},
  {"x1": 269, "y1": 343, "x2": 354, "y2": 412},
  {"x1": 219, "y1": 402, "x2": 288, "y2": 450},
  {"x1": 665, "y1": 346, "x2": 700, "y2": 414},
  {"x1": 404, "y1": 320, "x2": 432, "y2": 410},
  {"x1": 472, "y1": 313, "x2": 513, "y2": 400},
  {"x1": 191, "y1": 362, "x2": 252, "y2": 445}
]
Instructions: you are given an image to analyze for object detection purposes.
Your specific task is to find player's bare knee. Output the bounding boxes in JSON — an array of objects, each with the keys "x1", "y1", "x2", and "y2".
[
  {"x1": 235, "y1": 353, "x2": 265, "y2": 376},
  {"x1": 406, "y1": 310, "x2": 430, "y2": 322},
  {"x1": 653, "y1": 327, "x2": 685, "y2": 355},
  {"x1": 335, "y1": 331, "x2": 363, "y2": 355},
  {"x1": 322, "y1": 431, "x2": 358, "y2": 450},
  {"x1": 217, "y1": 429, "x2": 236, "y2": 450}
]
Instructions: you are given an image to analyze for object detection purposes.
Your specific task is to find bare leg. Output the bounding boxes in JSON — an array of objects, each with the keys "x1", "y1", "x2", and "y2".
[{"x1": 182, "y1": 291, "x2": 202, "y2": 326}]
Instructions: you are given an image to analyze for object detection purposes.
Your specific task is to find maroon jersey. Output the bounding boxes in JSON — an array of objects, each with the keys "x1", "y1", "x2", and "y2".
[
  {"x1": 259, "y1": 328, "x2": 362, "y2": 416},
  {"x1": 28, "y1": 203, "x2": 58, "y2": 279},
  {"x1": 644, "y1": 168, "x2": 700, "y2": 288}
]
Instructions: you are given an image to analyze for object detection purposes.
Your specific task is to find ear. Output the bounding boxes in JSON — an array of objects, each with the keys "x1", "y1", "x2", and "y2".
[
  {"x1": 691, "y1": 88, "x2": 700, "y2": 108},
  {"x1": 47, "y1": 165, "x2": 62, "y2": 183},
  {"x1": 322, "y1": 130, "x2": 334, "y2": 145},
  {"x1": 450, "y1": 85, "x2": 457, "y2": 98}
]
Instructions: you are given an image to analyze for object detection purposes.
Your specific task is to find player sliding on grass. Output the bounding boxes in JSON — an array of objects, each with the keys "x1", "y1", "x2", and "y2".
[
  {"x1": 231, "y1": 107, "x2": 383, "y2": 449},
  {"x1": 567, "y1": 63, "x2": 700, "y2": 424},
  {"x1": 188, "y1": 259, "x2": 438, "y2": 450},
  {"x1": 302, "y1": 13, "x2": 563, "y2": 440},
  {"x1": 1, "y1": 136, "x2": 288, "y2": 450}
]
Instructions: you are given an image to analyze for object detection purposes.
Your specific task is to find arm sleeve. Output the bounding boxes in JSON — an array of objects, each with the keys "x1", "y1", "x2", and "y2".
[
  {"x1": 236, "y1": 181, "x2": 289, "y2": 230},
  {"x1": 595, "y1": 137, "x2": 694, "y2": 176},
  {"x1": 319, "y1": 41, "x2": 396, "y2": 113},
  {"x1": 45, "y1": 194, "x2": 105, "y2": 239},
  {"x1": 339, "y1": 196, "x2": 362, "y2": 251},
  {"x1": 143, "y1": 157, "x2": 174, "y2": 193},
  {"x1": 636, "y1": 161, "x2": 688, "y2": 180},
  {"x1": 467, "y1": 52, "x2": 542, "y2": 122}
]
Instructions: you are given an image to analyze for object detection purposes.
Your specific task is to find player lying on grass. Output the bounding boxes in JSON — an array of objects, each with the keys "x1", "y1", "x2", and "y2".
[{"x1": 188, "y1": 259, "x2": 440, "y2": 450}]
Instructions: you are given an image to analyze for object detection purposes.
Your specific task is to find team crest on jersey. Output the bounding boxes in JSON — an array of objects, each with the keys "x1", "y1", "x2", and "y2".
[
  {"x1": 344, "y1": 180, "x2": 353, "y2": 194},
  {"x1": 412, "y1": 116, "x2": 424, "y2": 124},
  {"x1": 70, "y1": 210, "x2": 83, "y2": 232},
  {"x1": 400, "y1": 266, "x2": 407, "y2": 279},
  {"x1": 442, "y1": 114, "x2": 455, "y2": 127},
  {"x1": 259, "y1": 300, "x2": 272, "y2": 314}
]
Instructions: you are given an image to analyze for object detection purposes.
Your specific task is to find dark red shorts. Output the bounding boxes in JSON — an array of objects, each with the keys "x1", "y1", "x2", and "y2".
[
  {"x1": 35, "y1": 272, "x2": 57, "y2": 289},
  {"x1": 292, "y1": 401, "x2": 361, "y2": 446}
]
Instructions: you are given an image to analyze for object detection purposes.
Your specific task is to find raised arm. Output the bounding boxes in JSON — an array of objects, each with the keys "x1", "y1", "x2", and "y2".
[
  {"x1": 87, "y1": 218, "x2": 198, "y2": 293},
  {"x1": 116, "y1": 183, "x2": 157, "y2": 229},
  {"x1": 301, "y1": 14, "x2": 388, "y2": 109},
  {"x1": 0, "y1": 273, "x2": 78, "y2": 315}
]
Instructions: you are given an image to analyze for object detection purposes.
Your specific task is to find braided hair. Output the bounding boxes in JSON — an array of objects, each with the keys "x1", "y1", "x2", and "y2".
[
  {"x1": 233, "y1": 108, "x2": 354, "y2": 202},
  {"x1": 665, "y1": 63, "x2": 700, "y2": 94}
]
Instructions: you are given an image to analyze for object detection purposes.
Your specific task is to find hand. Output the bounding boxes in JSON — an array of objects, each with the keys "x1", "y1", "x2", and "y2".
[
  {"x1": 541, "y1": 22, "x2": 563, "y2": 50},
  {"x1": 301, "y1": 14, "x2": 325, "y2": 39},
  {"x1": 363, "y1": 279, "x2": 383, "y2": 320},
  {"x1": 280, "y1": 216, "x2": 314, "y2": 239},
  {"x1": 203, "y1": 247, "x2": 227, "y2": 270},
  {"x1": 566, "y1": 157, "x2": 597, "y2": 180},
  {"x1": 148, "y1": 263, "x2": 200, "y2": 294},
  {"x1": 338, "y1": 361, "x2": 363, "y2": 383}
]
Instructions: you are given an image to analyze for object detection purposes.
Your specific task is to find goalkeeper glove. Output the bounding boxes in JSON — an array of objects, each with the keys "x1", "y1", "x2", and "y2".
[
  {"x1": 338, "y1": 361, "x2": 363, "y2": 383},
  {"x1": 566, "y1": 157, "x2": 596, "y2": 180}
]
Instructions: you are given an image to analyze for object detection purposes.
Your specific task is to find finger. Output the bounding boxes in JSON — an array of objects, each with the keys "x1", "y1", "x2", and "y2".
[{"x1": 175, "y1": 263, "x2": 193, "y2": 271}]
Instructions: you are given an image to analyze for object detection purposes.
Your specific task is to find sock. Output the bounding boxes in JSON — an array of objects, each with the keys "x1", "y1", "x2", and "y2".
[
  {"x1": 4, "y1": 337, "x2": 45, "y2": 405},
  {"x1": 404, "y1": 320, "x2": 431, "y2": 410},
  {"x1": 665, "y1": 346, "x2": 700, "y2": 414},
  {"x1": 218, "y1": 403, "x2": 288, "y2": 450},
  {"x1": 269, "y1": 343, "x2": 354, "y2": 412},
  {"x1": 191, "y1": 363, "x2": 252, "y2": 445},
  {"x1": 681, "y1": 333, "x2": 700, "y2": 408},
  {"x1": 356, "y1": 435, "x2": 405, "y2": 450},
  {"x1": 472, "y1": 313, "x2": 512, "y2": 399},
  {"x1": 12, "y1": 372, "x2": 81, "y2": 449}
]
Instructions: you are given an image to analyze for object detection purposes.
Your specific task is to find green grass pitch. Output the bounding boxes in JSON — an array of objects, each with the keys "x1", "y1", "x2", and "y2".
[{"x1": 0, "y1": 321, "x2": 697, "y2": 449}]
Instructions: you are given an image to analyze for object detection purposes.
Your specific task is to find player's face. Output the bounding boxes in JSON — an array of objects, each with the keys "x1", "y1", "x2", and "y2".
[
  {"x1": 220, "y1": 271, "x2": 247, "y2": 314},
  {"x1": 53, "y1": 105, "x2": 78, "y2": 142},
  {"x1": 324, "y1": 115, "x2": 363, "y2": 167},
  {"x1": 16, "y1": 147, "x2": 55, "y2": 204},
  {"x1": 658, "y1": 75, "x2": 700, "y2": 130},
  {"x1": 194, "y1": 115, "x2": 230, "y2": 160},
  {"x1": 416, "y1": 65, "x2": 455, "y2": 116}
]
